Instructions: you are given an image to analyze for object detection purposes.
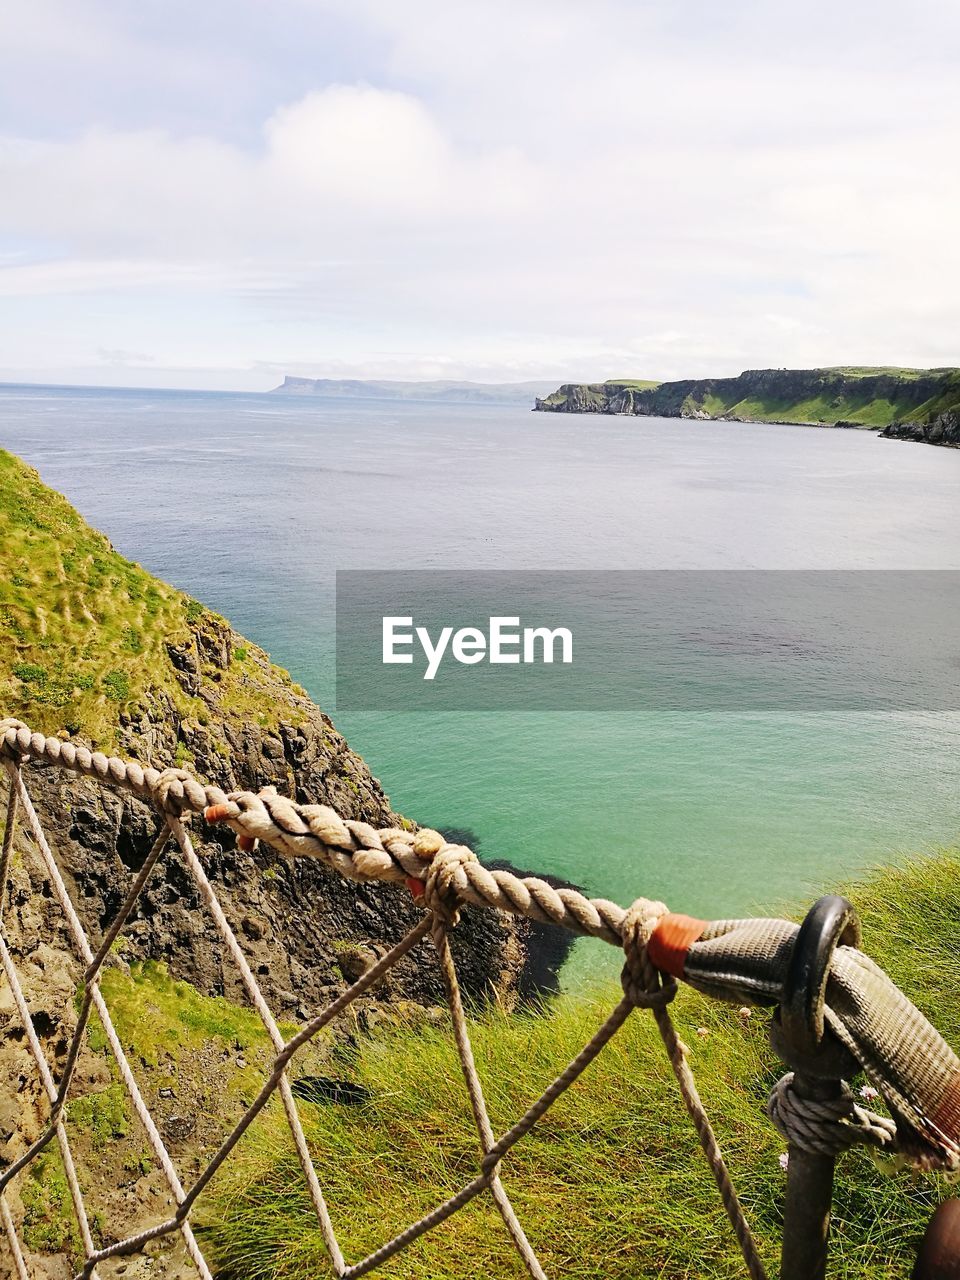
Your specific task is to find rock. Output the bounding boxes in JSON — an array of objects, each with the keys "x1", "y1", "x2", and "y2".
[
  {"x1": 20, "y1": 703, "x2": 528, "y2": 1013},
  {"x1": 335, "y1": 943, "x2": 379, "y2": 984},
  {"x1": 162, "y1": 1114, "x2": 195, "y2": 1143},
  {"x1": 240, "y1": 913, "x2": 269, "y2": 941},
  {"x1": 164, "y1": 640, "x2": 200, "y2": 695},
  {"x1": 291, "y1": 1076, "x2": 370, "y2": 1105},
  {"x1": 882, "y1": 410, "x2": 960, "y2": 448}
]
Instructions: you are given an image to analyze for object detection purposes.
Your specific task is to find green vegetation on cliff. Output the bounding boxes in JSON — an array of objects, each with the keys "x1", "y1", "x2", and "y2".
[
  {"x1": 197, "y1": 849, "x2": 960, "y2": 1280},
  {"x1": 604, "y1": 377, "x2": 662, "y2": 391},
  {"x1": 0, "y1": 448, "x2": 306, "y2": 750},
  {"x1": 536, "y1": 367, "x2": 960, "y2": 435}
]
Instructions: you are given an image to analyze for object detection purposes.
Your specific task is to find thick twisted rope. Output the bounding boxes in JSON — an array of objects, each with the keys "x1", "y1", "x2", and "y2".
[
  {"x1": 0, "y1": 719, "x2": 628, "y2": 941},
  {"x1": 4, "y1": 719, "x2": 953, "y2": 1150},
  {"x1": 767, "y1": 1075, "x2": 898, "y2": 1157},
  {"x1": 0, "y1": 719, "x2": 770, "y2": 1280},
  {"x1": 2, "y1": 716, "x2": 949, "y2": 1172}
]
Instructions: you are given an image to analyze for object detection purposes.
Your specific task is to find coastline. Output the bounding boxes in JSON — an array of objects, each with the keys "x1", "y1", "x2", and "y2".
[{"x1": 533, "y1": 366, "x2": 960, "y2": 447}]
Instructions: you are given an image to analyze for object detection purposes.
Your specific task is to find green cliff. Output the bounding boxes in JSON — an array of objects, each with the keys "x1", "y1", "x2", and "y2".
[
  {"x1": 536, "y1": 366, "x2": 960, "y2": 443},
  {"x1": 0, "y1": 445, "x2": 525, "y2": 1007}
]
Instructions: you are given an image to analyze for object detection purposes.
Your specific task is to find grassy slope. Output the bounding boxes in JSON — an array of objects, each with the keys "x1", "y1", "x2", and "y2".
[
  {"x1": 697, "y1": 370, "x2": 960, "y2": 426},
  {"x1": 536, "y1": 385, "x2": 608, "y2": 409},
  {"x1": 826, "y1": 366, "x2": 959, "y2": 380},
  {"x1": 0, "y1": 448, "x2": 303, "y2": 749},
  {"x1": 171, "y1": 851, "x2": 958, "y2": 1280},
  {"x1": 698, "y1": 391, "x2": 909, "y2": 427},
  {"x1": 21, "y1": 853, "x2": 960, "y2": 1278},
  {"x1": 604, "y1": 378, "x2": 663, "y2": 390}
]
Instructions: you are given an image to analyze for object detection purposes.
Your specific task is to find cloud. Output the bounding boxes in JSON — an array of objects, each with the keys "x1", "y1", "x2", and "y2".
[
  {"x1": 0, "y1": 82, "x2": 535, "y2": 264},
  {"x1": 265, "y1": 86, "x2": 450, "y2": 204},
  {"x1": 0, "y1": 1, "x2": 959, "y2": 385}
]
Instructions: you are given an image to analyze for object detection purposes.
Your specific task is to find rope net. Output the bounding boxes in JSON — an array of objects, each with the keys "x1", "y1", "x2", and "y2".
[{"x1": 0, "y1": 717, "x2": 957, "y2": 1280}]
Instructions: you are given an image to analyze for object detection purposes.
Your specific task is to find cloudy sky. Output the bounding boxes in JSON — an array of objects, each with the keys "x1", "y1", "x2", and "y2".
[{"x1": 2, "y1": 0, "x2": 959, "y2": 390}]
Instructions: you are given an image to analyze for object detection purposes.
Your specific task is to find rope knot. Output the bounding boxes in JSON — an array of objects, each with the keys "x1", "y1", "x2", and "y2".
[
  {"x1": 767, "y1": 1072, "x2": 897, "y2": 1156},
  {"x1": 422, "y1": 845, "x2": 478, "y2": 928},
  {"x1": 620, "y1": 897, "x2": 677, "y2": 1010},
  {"x1": 154, "y1": 767, "x2": 203, "y2": 817}
]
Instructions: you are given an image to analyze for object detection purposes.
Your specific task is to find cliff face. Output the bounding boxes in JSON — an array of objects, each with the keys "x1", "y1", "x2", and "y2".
[
  {"x1": 17, "y1": 629, "x2": 527, "y2": 1020},
  {"x1": 535, "y1": 367, "x2": 960, "y2": 443},
  {"x1": 0, "y1": 451, "x2": 539, "y2": 1019}
]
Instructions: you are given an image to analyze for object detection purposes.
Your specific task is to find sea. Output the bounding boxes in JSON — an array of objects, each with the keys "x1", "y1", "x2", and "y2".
[{"x1": 2, "y1": 383, "x2": 959, "y2": 980}]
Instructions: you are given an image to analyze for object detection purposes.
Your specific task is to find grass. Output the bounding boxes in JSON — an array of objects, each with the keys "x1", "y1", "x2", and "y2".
[
  {"x1": 21, "y1": 1153, "x2": 82, "y2": 1255},
  {"x1": 89, "y1": 960, "x2": 287, "y2": 1072},
  {"x1": 67, "y1": 1083, "x2": 130, "y2": 1151},
  {"x1": 698, "y1": 393, "x2": 909, "y2": 427},
  {"x1": 0, "y1": 448, "x2": 306, "y2": 750},
  {"x1": 694, "y1": 381, "x2": 960, "y2": 427},
  {"x1": 189, "y1": 849, "x2": 960, "y2": 1280},
  {"x1": 0, "y1": 448, "x2": 193, "y2": 741},
  {"x1": 605, "y1": 379, "x2": 663, "y2": 391},
  {"x1": 825, "y1": 367, "x2": 959, "y2": 380}
]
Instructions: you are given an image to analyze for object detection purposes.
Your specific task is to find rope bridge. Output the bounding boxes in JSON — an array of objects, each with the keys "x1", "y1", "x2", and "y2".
[{"x1": 0, "y1": 717, "x2": 958, "y2": 1280}]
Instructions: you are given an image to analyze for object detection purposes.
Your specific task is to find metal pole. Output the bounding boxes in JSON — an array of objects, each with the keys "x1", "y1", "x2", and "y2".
[
  {"x1": 772, "y1": 895, "x2": 862, "y2": 1280},
  {"x1": 780, "y1": 1075, "x2": 842, "y2": 1280}
]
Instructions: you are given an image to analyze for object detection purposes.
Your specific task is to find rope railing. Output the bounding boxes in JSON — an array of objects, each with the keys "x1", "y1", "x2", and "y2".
[{"x1": 0, "y1": 716, "x2": 958, "y2": 1280}]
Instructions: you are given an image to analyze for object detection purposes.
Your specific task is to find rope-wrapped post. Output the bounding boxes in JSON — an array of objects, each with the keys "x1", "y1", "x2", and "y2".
[{"x1": 770, "y1": 895, "x2": 861, "y2": 1280}]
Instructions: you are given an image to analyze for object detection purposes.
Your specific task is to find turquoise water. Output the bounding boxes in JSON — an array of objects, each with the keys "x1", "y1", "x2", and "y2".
[{"x1": 2, "y1": 384, "x2": 959, "y2": 976}]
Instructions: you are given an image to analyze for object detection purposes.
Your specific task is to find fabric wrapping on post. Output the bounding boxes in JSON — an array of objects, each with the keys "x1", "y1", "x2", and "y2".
[{"x1": 675, "y1": 917, "x2": 960, "y2": 1171}]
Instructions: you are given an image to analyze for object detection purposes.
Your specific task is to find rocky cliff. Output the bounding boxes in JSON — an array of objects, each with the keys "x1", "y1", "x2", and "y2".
[
  {"x1": 535, "y1": 366, "x2": 960, "y2": 444},
  {"x1": 0, "y1": 449, "x2": 544, "y2": 1019},
  {"x1": 881, "y1": 410, "x2": 960, "y2": 447}
]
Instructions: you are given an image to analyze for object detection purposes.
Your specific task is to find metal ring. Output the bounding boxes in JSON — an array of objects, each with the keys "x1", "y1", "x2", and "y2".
[{"x1": 781, "y1": 894, "x2": 861, "y2": 1057}]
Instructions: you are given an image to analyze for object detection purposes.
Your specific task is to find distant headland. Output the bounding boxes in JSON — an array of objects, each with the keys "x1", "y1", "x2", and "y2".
[
  {"x1": 271, "y1": 375, "x2": 558, "y2": 405},
  {"x1": 535, "y1": 367, "x2": 960, "y2": 448}
]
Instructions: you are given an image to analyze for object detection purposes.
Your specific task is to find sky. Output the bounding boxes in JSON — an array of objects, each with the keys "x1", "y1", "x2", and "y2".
[{"x1": 1, "y1": 0, "x2": 959, "y2": 391}]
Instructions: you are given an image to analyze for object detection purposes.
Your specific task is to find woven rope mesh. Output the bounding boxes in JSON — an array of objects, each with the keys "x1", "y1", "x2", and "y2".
[
  {"x1": 3, "y1": 720, "x2": 956, "y2": 1280},
  {"x1": 2, "y1": 744, "x2": 766, "y2": 1280}
]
